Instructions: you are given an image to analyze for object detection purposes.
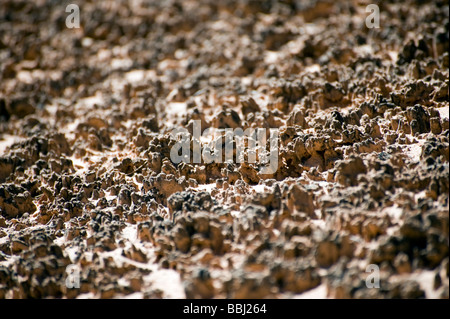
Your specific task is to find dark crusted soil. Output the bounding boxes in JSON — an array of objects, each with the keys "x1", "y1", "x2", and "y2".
[{"x1": 0, "y1": 0, "x2": 448, "y2": 299}]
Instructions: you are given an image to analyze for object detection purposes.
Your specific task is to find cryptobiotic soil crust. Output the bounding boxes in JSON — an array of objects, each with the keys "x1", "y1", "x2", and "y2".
[{"x1": 0, "y1": 0, "x2": 448, "y2": 299}]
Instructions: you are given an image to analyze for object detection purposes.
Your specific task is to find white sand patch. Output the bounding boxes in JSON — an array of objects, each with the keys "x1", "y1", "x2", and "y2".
[
  {"x1": 77, "y1": 292, "x2": 96, "y2": 299},
  {"x1": 250, "y1": 91, "x2": 270, "y2": 110},
  {"x1": 0, "y1": 134, "x2": 25, "y2": 155},
  {"x1": 121, "y1": 224, "x2": 138, "y2": 242},
  {"x1": 388, "y1": 50, "x2": 398, "y2": 62},
  {"x1": 404, "y1": 139, "x2": 425, "y2": 162},
  {"x1": 383, "y1": 205, "x2": 404, "y2": 221},
  {"x1": 166, "y1": 102, "x2": 187, "y2": 116},
  {"x1": 241, "y1": 76, "x2": 253, "y2": 87},
  {"x1": 304, "y1": 64, "x2": 321, "y2": 73},
  {"x1": 264, "y1": 51, "x2": 282, "y2": 64},
  {"x1": 122, "y1": 292, "x2": 144, "y2": 299},
  {"x1": 230, "y1": 210, "x2": 240, "y2": 218},
  {"x1": 311, "y1": 219, "x2": 326, "y2": 230},
  {"x1": 125, "y1": 70, "x2": 145, "y2": 83},
  {"x1": 295, "y1": 283, "x2": 328, "y2": 299},
  {"x1": 70, "y1": 155, "x2": 88, "y2": 172},
  {"x1": 103, "y1": 190, "x2": 117, "y2": 202},
  {"x1": 111, "y1": 58, "x2": 133, "y2": 70},
  {"x1": 389, "y1": 270, "x2": 440, "y2": 299},
  {"x1": 64, "y1": 246, "x2": 80, "y2": 264},
  {"x1": 355, "y1": 44, "x2": 374, "y2": 55},
  {"x1": 415, "y1": 270, "x2": 440, "y2": 299},
  {"x1": 79, "y1": 93, "x2": 104, "y2": 108},
  {"x1": 251, "y1": 184, "x2": 267, "y2": 193}
]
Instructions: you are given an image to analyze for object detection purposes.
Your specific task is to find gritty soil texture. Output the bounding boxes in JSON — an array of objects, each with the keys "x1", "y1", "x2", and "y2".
[{"x1": 0, "y1": 0, "x2": 449, "y2": 299}]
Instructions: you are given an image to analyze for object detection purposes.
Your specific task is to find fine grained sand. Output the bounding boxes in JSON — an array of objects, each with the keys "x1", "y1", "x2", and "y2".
[{"x1": 0, "y1": 0, "x2": 448, "y2": 299}]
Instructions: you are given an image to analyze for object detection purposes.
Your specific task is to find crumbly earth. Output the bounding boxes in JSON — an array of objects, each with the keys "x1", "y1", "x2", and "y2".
[{"x1": 0, "y1": 0, "x2": 449, "y2": 299}]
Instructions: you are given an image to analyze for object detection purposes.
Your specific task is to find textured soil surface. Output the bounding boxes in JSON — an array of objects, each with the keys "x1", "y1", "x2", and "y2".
[{"x1": 0, "y1": 0, "x2": 449, "y2": 299}]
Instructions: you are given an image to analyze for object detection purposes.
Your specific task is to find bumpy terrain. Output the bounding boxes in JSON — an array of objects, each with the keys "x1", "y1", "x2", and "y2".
[{"x1": 0, "y1": 0, "x2": 449, "y2": 299}]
